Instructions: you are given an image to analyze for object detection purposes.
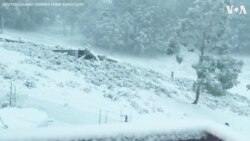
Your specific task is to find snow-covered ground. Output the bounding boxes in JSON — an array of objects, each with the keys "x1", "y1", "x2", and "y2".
[
  {"x1": 114, "y1": 52, "x2": 250, "y2": 98},
  {"x1": 0, "y1": 29, "x2": 250, "y2": 140},
  {"x1": 1, "y1": 120, "x2": 247, "y2": 141}
]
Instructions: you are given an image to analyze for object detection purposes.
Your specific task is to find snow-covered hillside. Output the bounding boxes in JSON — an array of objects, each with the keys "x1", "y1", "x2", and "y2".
[{"x1": 0, "y1": 32, "x2": 250, "y2": 140}]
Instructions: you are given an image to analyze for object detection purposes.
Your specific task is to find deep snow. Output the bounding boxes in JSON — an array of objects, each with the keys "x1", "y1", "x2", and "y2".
[
  {"x1": 0, "y1": 30, "x2": 250, "y2": 140},
  {"x1": 0, "y1": 120, "x2": 247, "y2": 141}
]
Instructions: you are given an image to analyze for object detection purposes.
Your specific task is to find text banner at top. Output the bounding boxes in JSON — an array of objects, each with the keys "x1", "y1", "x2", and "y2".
[{"x1": 2, "y1": 2, "x2": 85, "y2": 7}]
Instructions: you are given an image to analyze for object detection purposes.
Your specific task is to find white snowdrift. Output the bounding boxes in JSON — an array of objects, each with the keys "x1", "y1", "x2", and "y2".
[
  {"x1": 0, "y1": 120, "x2": 247, "y2": 141},
  {"x1": 0, "y1": 108, "x2": 49, "y2": 129}
]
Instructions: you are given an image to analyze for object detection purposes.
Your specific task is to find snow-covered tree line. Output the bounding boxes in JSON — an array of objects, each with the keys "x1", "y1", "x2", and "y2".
[
  {"x1": 0, "y1": 0, "x2": 192, "y2": 54},
  {"x1": 80, "y1": 0, "x2": 193, "y2": 54},
  {"x1": 0, "y1": 0, "x2": 249, "y2": 54},
  {"x1": 0, "y1": 0, "x2": 56, "y2": 29}
]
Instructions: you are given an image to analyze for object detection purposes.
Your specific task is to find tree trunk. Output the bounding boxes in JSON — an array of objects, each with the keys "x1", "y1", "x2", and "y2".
[
  {"x1": 193, "y1": 36, "x2": 205, "y2": 104},
  {"x1": 193, "y1": 0, "x2": 206, "y2": 104},
  {"x1": 193, "y1": 84, "x2": 201, "y2": 104},
  {"x1": 0, "y1": 14, "x2": 3, "y2": 34}
]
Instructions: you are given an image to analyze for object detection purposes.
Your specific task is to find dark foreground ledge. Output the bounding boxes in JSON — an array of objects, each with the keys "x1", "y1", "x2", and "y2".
[
  {"x1": 0, "y1": 120, "x2": 244, "y2": 141},
  {"x1": 76, "y1": 131, "x2": 222, "y2": 141}
]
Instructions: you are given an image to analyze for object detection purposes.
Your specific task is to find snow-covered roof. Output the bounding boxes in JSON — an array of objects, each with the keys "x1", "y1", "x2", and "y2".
[{"x1": 0, "y1": 120, "x2": 246, "y2": 141}]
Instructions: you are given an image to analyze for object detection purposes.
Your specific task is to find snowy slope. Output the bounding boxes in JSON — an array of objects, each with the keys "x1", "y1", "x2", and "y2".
[{"x1": 0, "y1": 31, "x2": 250, "y2": 140}]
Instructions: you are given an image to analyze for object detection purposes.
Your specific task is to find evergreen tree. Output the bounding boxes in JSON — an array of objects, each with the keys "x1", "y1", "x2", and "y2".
[{"x1": 172, "y1": 0, "x2": 243, "y2": 104}]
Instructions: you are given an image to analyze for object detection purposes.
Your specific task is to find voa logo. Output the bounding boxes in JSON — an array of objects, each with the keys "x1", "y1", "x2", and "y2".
[{"x1": 226, "y1": 5, "x2": 247, "y2": 15}]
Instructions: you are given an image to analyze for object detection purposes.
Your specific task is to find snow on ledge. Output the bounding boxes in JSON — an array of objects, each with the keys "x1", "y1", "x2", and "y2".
[{"x1": 0, "y1": 119, "x2": 247, "y2": 141}]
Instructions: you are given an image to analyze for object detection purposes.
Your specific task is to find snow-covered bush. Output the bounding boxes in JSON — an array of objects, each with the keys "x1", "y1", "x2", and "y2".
[
  {"x1": 193, "y1": 56, "x2": 243, "y2": 96},
  {"x1": 176, "y1": 55, "x2": 183, "y2": 64},
  {"x1": 1, "y1": 102, "x2": 9, "y2": 109},
  {"x1": 193, "y1": 80, "x2": 226, "y2": 96},
  {"x1": 216, "y1": 57, "x2": 243, "y2": 89},
  {"x1": 166, "y1": 38, "x2": 180, "y2": 55},
  {"x1": 3, "y1": 72, "x2": 13, "y2": 80},
  {"x1": 247, "y1": 84, "x2": 250, "y2": 90},
  {"x1": 2, "y1": 70, "x2": 26, "y2": 80},
  {"x1": 24, "y1": 80, "x2": 36, "y2": 89}
]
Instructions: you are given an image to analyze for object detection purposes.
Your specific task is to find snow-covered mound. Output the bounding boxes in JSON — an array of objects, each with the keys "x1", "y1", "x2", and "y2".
[
  {"x1": 0, "y1": 108, "x2": 49, "y2": 129},
  {"x1": 0, "y1": 120, "x2": 247, "y2": 141}
]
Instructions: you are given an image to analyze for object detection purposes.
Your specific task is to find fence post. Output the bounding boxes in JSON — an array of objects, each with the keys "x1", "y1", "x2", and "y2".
[
  {"x1": 0, "y1": 117, "x2": 8, "y2": 129},
  {"x1": 129, "y1": 112, "x2": 132, "y2": 122},
  {"x1": 99, "y1": 110, "x2": 102, "y2": 125},
  {"x1": 105, "y1": 111, "x2": 108, "y2": 124},
  {"x1": 120, "y1": 110, "x2": 123, "y2": 123},
  {"x1": 14, "y1": 85, "x2": 16, "y2": 107},
  {"x1": 9, "y1": 82, "x2": 12, "y2": 107},
  {"x1": 0, "y1": 13, "x2": 3, "y2": 34},
  {"x1": 171, "y1": 72, "x2": 174, "y2": 78}
]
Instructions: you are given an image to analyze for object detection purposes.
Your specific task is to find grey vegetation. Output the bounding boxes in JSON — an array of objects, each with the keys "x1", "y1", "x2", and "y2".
[{"x1": 247, "y1": 84, "x2": 250, "y2": 91}]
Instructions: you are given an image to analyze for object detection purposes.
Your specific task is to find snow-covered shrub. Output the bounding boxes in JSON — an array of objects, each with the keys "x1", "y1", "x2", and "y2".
[
  {"x1": 24, "y1": 81, "x2": 36, "y2": 89},
  {"x1": 216, "y1": 57, "x2": 243, "y2": 90},
  {"x1": 247, "y1": 84, "x2": 250, "y2": 90},
  {"x1": 166, "y1": 38, "x2": 180, "y2": 55},
  {"x1": 1, "y1": 102, "x2": 9, "y2": 109},
  {"x1": 154, "y1": 86, "x2": 171, "y2": 97},
  {"x1": 204, "y1": 80, "x2": 226, "y2": 96},
  {"x1": 65, "y1": 81, "x2": 80, "y2": 88},
  {"x1": 3, "y1": 70, "x2": 26, "y2": 80},
  {"x1": 187, "y1": 45, "x2": 195, "y2": 52},
  {"x1": 3, "y1": 72, "x2": 13, "y2": 79},
  {"x1": 193, "y1": 56, "x2": 243, "y2": 96},
  {"x1": 176, "y1": 55, "x2": 183, "y2": 64},
  {"x1": 104, "y1": 93, "x2": 118, "y2": 101}
]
